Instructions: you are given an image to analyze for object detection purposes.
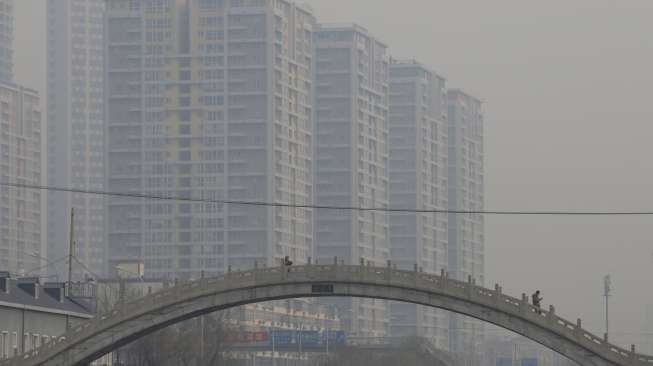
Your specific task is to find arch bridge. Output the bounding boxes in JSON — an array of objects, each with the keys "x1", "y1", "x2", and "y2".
[{"x1": 2, "y1": 261, "x2": 650, "y2": 366}]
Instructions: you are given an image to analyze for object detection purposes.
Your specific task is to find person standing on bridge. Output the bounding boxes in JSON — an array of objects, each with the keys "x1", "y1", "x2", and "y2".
[
  {"x1": 532, "y1": 290, "x2": 543, "y2": 314},
  {"x1": 284, "y1": 256, "x2": 293, "y2": 272}
]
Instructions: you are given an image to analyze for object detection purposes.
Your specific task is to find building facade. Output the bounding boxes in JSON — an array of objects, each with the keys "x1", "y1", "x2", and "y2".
[
  {"x1": 0, "y1": 83, "x2": 42, "y2": 277},
  {"x1": 387, "y1": 59, "x2": 448, "y2": 349},
  {"x1": 314, "y1": 23, "x2": 389, "y2": 337},
  {"x1": 0, "y1": 272, "x2": 93, "y2": 359},
  {"x1": 447, "y1": 88, "x2": 484, "y2": 355},
  {"x1": 0, "y1": 0, "x2": 12, "y2": 83},
  {"x1": 106, "y1": 0, "x2": 315, "y2": 280},
  {"x1": 46, "y1": 0, "x2": 106, "y2": 280},
  {"x1": 226, "y1": 299, "x2": 343, "y2": 364}
]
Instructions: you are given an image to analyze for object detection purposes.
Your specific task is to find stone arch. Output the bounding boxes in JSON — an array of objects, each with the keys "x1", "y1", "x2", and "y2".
[{"x1": 2, "y1": 264, "x2": 648, "y2": 366}]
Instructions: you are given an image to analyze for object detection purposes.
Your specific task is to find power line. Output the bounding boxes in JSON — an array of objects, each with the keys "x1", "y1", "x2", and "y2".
[
  {"x1": 24, "y1": 255, "x2": 69, "y2": 276},
  {"x1": 3, "y1": 255, "x2": 70, "y2": 279},
  {"x1": 2, "y1": 181, "x2": 653, "y2": 216},
  {"x1": 72, "y1": 256, "x2": 104, "y2": 281}
]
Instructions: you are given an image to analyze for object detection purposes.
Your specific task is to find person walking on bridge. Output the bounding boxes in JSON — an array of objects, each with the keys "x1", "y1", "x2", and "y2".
[{"x1": 532, "y1": 290, "x2": 543, "y2": 314}]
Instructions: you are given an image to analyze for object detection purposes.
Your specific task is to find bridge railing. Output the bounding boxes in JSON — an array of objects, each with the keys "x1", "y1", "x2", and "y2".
[{"x1": 4, "y1": 263, "x2": 653, "y2": 366}]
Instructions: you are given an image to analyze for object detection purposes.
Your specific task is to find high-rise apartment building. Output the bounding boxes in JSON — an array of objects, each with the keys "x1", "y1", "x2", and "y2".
[
  {"x1": 387, "y1": 59, "x2": 448, "y2": 348},
  {"x1": 0, "y1": 83, "x2": 42, "y2": 276},
  {"x1": 314, "y1": 24, "x2": 389, "y2": 337},
  {"x1": 46, "y1": 0, "x2": 106, "y2": 279},
  {"x1": 0, "y1": 0, "x2": 12, "y2": 83},
  {"x1": 447, "y1": 88, "x2": 484, "y2": 355},
  {"x1": 105, "y1": 0, "x2": 315, "y2": 280}
]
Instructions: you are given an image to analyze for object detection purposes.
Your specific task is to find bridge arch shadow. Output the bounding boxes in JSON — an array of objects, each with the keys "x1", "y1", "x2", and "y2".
[{"x1": 2, "y1": 264, "x2": 650, "y2": 366}]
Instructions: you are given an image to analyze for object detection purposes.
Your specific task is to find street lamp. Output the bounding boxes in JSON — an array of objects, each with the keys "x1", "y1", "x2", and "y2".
[{"x1": 604, "y1": 274, "x2": 612, "y2": 340}]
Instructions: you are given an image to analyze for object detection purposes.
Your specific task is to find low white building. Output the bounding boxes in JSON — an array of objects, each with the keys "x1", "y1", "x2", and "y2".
[{"x1": 0, "y1": 272, "x2": 93, "y2": 359}]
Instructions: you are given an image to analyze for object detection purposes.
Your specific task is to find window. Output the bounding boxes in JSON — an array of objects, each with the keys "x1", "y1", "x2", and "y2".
[{"x1": 1, "y1": 331, "x2": 8, "y2": 359}]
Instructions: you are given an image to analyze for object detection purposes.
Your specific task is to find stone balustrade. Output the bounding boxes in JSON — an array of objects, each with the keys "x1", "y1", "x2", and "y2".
[{"x1": 1, "y1": 261, "x2": 650, "y2": 366}]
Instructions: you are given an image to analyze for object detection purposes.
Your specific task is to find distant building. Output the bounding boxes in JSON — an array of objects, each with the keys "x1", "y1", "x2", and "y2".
[
  {"x1": 46, "y1": 0, "x2": 106, "y2": 280},
  {"x1": 0, "y1": 272, "x2": 93, "y2": 359},
  {"x1": 105, "y1": 0, "x2": 315, "y2": 280},
  {"x1": 0, "y1": 0, "x2": 12, "y2": 83},
  {"x1": 226, "y1": 299, "x2": 343, "y2": 364},
  {"x1": 447, "y1": 89, "x2": 484, "y2": 355},
  {"x1": 96, "y1": 278, "x2": 171, "y2": 317},
  {"x1": 0, "y1": 82, "x2": 42, "y2": 276},
  {"x1": 387, "y1": 59, "x2": 449, "y2": 349},
  {"x1": 314, "y1": 23, "x2": 390, "y2": 337}
]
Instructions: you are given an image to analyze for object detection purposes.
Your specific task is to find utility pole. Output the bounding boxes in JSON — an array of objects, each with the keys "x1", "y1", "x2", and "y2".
[
  {"x1": 67, "y1": 208, "x2": 75, "y2": 286},
  {"x1": 604, "y1": 275, "x2": 612, "y2": 340},
  {"x1": 66, "y1": 208, "x2": 75, "y2": 332}
]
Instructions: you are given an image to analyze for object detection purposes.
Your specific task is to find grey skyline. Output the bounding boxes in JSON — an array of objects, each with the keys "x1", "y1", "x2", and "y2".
[{"x1": 13, "y1": 0, "x2": 653, "y2": 349}]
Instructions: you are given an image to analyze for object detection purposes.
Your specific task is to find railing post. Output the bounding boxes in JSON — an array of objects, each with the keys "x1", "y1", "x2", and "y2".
[
  {"x1": 281, "y1": 259, "x2": 287, "y2": 280},
  {"x1": 386, "y1": 260, "x2": 392, "y2": 281},
  {"x1": 520, "y1": 293, "x2": 528, "y2": 315},
  {"x1": 440, "y1": 269, "x2": 447, "y2": 289},
  {"x1": 631, "y1": 344, "x2": 638, "y2": 365},
  {"x1": 467, "y1": 277, "x2": 475, "y2": 299},
  {"x1": 494, "y1": 284, "x2": 502, "y2": 305},
  {"x1": 306, "y1": 257, "x2": 312, "y2": 279},
  {"x1": 546, "y1": 305, "x2": 555, "y2": 325},
  {"x1": 574, "y1": 318, "x2": 582, "y2": 338}
]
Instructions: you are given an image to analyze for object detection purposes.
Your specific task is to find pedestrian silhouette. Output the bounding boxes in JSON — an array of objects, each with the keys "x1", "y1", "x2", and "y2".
[
  {"x1": 284, "y1": 256, "x2": 293, "y2": 272},
  {"x1": 531, "y1": 290, "x2": 543, "y2": 314}
]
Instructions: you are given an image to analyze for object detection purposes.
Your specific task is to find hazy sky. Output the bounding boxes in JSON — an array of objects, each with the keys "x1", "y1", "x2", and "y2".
[{"x1": 14, "y1": 0, "x2": 653, "y2": 350}]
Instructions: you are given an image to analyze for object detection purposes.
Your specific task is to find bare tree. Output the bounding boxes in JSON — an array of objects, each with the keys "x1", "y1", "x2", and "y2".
[{"x1": 113, "y1": 313, "x2": 244, "y2": 366}]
